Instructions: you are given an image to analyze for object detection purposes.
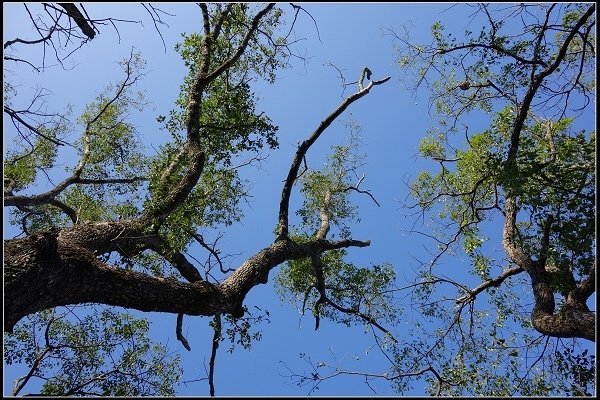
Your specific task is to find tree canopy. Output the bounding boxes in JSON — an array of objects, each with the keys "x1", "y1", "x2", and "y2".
[{"x1": 3, "y1": 3, "x2": 596, "y2": 396}]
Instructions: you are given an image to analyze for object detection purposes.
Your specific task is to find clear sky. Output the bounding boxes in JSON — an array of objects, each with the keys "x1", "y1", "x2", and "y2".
[{"x1": 3, "y1": 3, "x2": 595, "y2": 397}]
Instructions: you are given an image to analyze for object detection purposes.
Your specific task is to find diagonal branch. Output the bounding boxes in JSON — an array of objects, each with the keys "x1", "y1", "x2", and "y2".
[
  {"x1": 456, "y1": 265, "x2": 524, "y2": 304},
  {"x1": 4, "y1": 105, "x2": 65, "y2": 146},
  {"x1": 277, "y1": 71, "x2": 390, "y2": 239},
  {"x1": 205, "y1": 4, "x2": 276, "y2": 83},
  {"x1": 505, "y1": 4, "x2": 595, "y2": 168},
  {"x1": 58, "y1": 3, "x2": 96, "y2": 39}
]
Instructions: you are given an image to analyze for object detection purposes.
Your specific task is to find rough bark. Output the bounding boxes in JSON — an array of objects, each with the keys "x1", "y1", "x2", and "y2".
[
  {"x1": 3, "y1": 4, "x2": 382, "y2": 341},
  {"x1": 502, "y1": 197, "x2": 595, "y2": 342},
  {"x1": 4, "y1": 228, "x2": 369, "y2": 332}
]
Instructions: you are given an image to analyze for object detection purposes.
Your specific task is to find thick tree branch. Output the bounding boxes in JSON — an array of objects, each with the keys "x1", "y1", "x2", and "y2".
[
  {"x1": 4, "y1": 228, "x2": 370, "y2": 332},
  {"x1": 58, "y1": 3, "x2": 96, "y2": 39},
  {"x1": 145, "y1": 5, "x2": 276, "y2": 226},
  {"x1": 221, "y1": 237, "x2": 370, "y2": 304},
  {"x1": 503, "y1": 197, "x2": 595, "y2": 341}
]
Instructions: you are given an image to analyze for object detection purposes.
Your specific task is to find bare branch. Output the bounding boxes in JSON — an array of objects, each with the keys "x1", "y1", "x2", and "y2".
[
  {"x1": 277, "y1": 70, "x2": 390, "y2": 239},
  {"x1": 456, "y1": 266, "x2": 524, "y2": 304},
  {"x1": 191, "y1": 233, "x2": 233, "y2": 274},
  {"x1": 176, "y1": 313, "x2": 191, "y2": 351},
  {"x1": 141, "y1": 3, "x2": 170, "y2": 52},
  {"x1": 208, "y1": 314, "x2": 221, "y2": 397},
  {"x1": 4, "y1": 105, "x2": 65, "y2": 146},
  {"x1": 287, "y1": 3, "x2": 322, "y2": 44},
  {"x1": 58, "y1": 3, "x2": 96, "y2": 39}
]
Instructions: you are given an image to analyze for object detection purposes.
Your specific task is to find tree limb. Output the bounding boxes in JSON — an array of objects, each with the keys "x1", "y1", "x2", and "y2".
[
  {"x1": 277, "y1": 71, "x2": 390, "y2": 239},
  {"x1": 456, "y1": 265, "x2": 524, "y2": 304},
  {"x1": 58, "y1": 3, "x2": 96, "y2": 39}
]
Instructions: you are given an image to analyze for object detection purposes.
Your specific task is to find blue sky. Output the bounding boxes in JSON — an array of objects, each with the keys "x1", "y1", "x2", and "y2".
[{"x1": 3, "y1": 3, "x2": 595, "y2": 396}]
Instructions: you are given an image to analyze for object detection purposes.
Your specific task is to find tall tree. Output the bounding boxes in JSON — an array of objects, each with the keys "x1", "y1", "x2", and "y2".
[
  {"x1": 285, "y1": 3, "x2": 595, "y2": 396},
  {"x1": 4, "y1": 3, "x2": 391, "y2": 395},
  {"x1": 392, "y1": 2, "x2": 595, "y2": 395}
]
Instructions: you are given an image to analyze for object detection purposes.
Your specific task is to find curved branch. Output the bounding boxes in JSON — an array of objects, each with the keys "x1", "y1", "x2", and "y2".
[
  {"x1": 47, "y1": 198, "x2": 78, "y2": 223},
  {"x1": 503, "y1": 197, "x2": 595, "y2": 341},
  {"x1": 4, "y1": 24, "x2": 56, "y2": 49},
  {"x1": 5, "y1": 228, "x2": 370, "y2": 331},
  {"x1": 176, "y1": 313, "x2": 191, "y2": 351}
]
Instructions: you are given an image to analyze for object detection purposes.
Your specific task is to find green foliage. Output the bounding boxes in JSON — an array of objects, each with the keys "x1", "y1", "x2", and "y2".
[
  {"x1": 6, "y1": 54, "x2": 149, "y2": 233},
  {"x1": 220, "y1": 306, "x2": 271, "y2": 353},
  {"x1": 554, "y1": 348, "x2": 596, "y2": 396},
  {"x1": 76, "y1": 53, "x2": 148, "y2": 181},
  {"x1": 4, "y1": 307, "x2": 182, "y2": 396},
  {"x1": 143, "y1": 4, "x2": 293, "y2": 254},
  {"x1": 157, "y1": 4, "x2": 287, "y2": 167},
  {"x1": 276, "y1": 246, "x2": 397, "y2": 327},
  {"x1": 5, "y1": 7, "x2": 296, "y2": 394},
  {"x1": 395, "y1": 3, "x2": 596, "y2": 396},
  {"x1": 4, "y1": 122, "x2": 69, "y2": 192},
  {"x1": 152, "y1": 161, "x2": 246, "y2": 253},
  {"x1": 411, "y1": 107, "x2": 595, "y2": 286},
  {"x1": 276, "y1": 132, "x2": 396, "y2": 328},
  {"x1": 296, "y1": 129, "x2": 366, "y2": 238}
]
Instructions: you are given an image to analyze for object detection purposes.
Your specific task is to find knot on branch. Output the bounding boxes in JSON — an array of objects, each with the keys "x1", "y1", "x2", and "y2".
[
  {"x1": 34, "y1": 228, "x2": 61, "y2": 255},
  {"x1": 358, "y1": 66, "x2": 372, "y2": 91}
]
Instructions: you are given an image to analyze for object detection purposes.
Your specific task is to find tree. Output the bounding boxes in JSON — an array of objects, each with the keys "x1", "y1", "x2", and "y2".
[
  {"x1": 4, "y1": 3, "x2": 392, "y2": 395},
  {"x1": 404, "y1": 0, "x2": 595, "y2": 338},
  {"x1": 4, "y1": 3, "x2": 595, "y2": 397},
  {"x1": 282, "y1": 3, "x2": 595, "y2": 396},
  {"x1": 390, "y1": 3, "x2": 595, "y2": 395}
]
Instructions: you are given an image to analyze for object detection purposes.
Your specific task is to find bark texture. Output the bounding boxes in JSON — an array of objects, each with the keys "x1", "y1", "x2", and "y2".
[{"x1": 4, "y1": 224, "x2": 370, "y2": 332}]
